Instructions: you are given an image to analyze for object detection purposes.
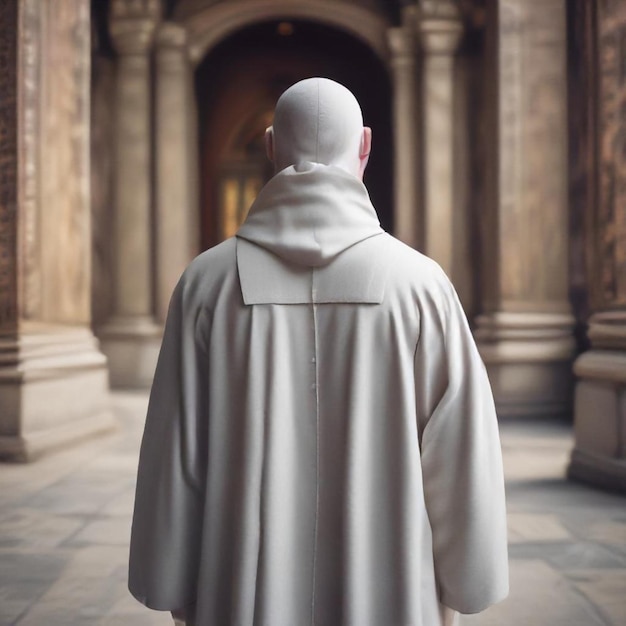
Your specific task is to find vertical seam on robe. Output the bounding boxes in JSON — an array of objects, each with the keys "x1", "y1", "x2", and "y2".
[
  {"x1": 310, "y1": 269, "x2": 320, "y2": 625},
  {"x1": 252, "y1": 304, "x2": 267, "y2": 625}
]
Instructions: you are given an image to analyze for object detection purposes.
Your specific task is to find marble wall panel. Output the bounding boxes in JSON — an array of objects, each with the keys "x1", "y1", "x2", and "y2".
[
  {"x1": 39, "y1": 0, "x2": 91, "y2": 325},
  {"x1": 497, "y1": 0, "x2": 569, "y2": 309},
  {"x1": 519, "y1": 2, "x2": 569, "y2": 304},
  {"x1": 596, "y1": 0, "x2": 626, "y2": 311}
]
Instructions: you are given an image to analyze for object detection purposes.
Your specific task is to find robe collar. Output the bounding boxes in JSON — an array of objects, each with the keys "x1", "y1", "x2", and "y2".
[
  {"x1": 235, "y1": 162, "x2": 386, "y2": 305},
  {"x1": 236, "y1": 162, "x2": 383, "y2": 267}
]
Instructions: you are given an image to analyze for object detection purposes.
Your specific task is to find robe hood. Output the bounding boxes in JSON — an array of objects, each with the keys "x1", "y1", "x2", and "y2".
[{"x1": 236, "y1": 161, "x2": 383, "y2": 267}]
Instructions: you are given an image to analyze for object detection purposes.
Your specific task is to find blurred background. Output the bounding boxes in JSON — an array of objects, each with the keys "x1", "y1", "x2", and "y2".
[{"x1": 0, "y1": 0, "x2": 624, "y2": 624}]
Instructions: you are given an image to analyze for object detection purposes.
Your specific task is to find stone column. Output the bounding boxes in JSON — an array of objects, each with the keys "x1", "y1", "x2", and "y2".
[
  {"x1": 387, "y1": 6, "x2": 420, "y2": 249},
  {"x1": 154, "y1": 23, "x2": 199, "y2": 322},
  {"x1": 417, "y1": 1, "x2": 463, "y2": 276},
  {"x1": 570, "y1": 313, "x2": 626, "y2": 491},
  {"x1": 99, "y1": 0, "x2": 162, "y2": 388},
  {"x1": 0, "y1": 0, "x2": 113, "y2": 462},
  {"x1": 474, "y1": 0, "x2": 576, "y2": 418},
  {"x1": 568, "y1": 0, "x2": 626, "y2": 492}
]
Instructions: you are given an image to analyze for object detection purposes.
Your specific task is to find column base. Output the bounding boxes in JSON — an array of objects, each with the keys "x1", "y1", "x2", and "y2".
[
  {"x1": 0, "y1": 324, "x2": 114, "y2": 462},
  {"x1": 99, "y1": 316, "x2": 163, "y2": 389},
  {"x1": 475, "y1": 312, "x2": 576, "y2": 419},
  {"x1": 567, "y1": 350, "x2": 626, "y2": 493},
  {"x1": 568, "y1": 449, "x2": 626, "y2": 494}
]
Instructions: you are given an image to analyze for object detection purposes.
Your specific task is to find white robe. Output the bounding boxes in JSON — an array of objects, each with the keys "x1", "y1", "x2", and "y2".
[{"x1": 128, "y1": 163, "x2": 509, "y2": 626}]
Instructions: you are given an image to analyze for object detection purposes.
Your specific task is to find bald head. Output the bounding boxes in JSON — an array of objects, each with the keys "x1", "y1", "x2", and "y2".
[{"x1": 266, "y1": 78, "x2": 371, "y2": 178}]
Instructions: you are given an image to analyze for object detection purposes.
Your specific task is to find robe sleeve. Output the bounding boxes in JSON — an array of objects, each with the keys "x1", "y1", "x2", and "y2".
[
  {"x1": 415, "y1": 269, "x2": 509, "y2": 615},
  {"x1": 128, "y1": 274, "x2": 209, "y2": 612}
]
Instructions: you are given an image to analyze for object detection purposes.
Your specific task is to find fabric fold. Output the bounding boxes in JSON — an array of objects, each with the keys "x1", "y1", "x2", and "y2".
[{"x1": 236, "y1": 161, "x2": 383, "y2": 268}]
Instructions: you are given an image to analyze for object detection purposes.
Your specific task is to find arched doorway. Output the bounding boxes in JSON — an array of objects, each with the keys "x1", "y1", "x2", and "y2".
[{"x1": 195, "y1": 19, "x2": 393, "y2": 250}]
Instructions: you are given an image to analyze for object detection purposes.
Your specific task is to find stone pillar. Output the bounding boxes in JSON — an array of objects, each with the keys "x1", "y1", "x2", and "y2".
[
  {"x1": 474, "y1": 0, "x2": 576, "y2": 418},
  {"x1": 154, "y1": 23, "x2": 199, "y2": 322},
  {"x1": 0, "y1": 0, "x2": 113, "y2": 462},
  {"x1": 417, "y1": 1, "x2": 463, "y2": 276},
  {"x1": 568, "y1": 0, "x2": 626, "y2": 492},
  {"x1": 387, "y1": 6, "x2": 420, "y2": 249},
  {"x1": 99, "y1": 0, "x2": 162, "y2": 388}
]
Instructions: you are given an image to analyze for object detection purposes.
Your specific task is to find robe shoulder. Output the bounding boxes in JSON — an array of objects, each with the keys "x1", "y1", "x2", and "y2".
[
  {"x1": 183, "y1": 236, "x2": 237, "y2": 285},
  {"x1": 373, "y1": 233, "x2": 458, "y2": 313},
  {"x1": 177, "y1": 237, "x2": 240, "y2": 306},
  {"x1": 378, "y1": 232, "x2": 450, "y2": 285}
]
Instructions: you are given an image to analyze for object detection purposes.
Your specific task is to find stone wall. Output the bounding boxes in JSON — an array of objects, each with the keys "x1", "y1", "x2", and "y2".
[{"x1": 0, "y1": 0, "x2": 112, "y2": 462}]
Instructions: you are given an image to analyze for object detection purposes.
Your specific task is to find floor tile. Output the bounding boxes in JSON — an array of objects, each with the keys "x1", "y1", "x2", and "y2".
[
  {"x1": 507, "y1": 513, "x2": 572, "y2": 543},
  {"x1": 566, "y1": 569, "x2": 626, "y2": 625},
  {"x1": 0, "y1": 550, "x2": 70, "y2": 625},
  {"x1": 461, "y1": 560, "x2": 608, "y2": 626},
  {"x1": 0, "y1": 508, "x2": 84, "y2": 549},
  {"x1": 66, "y1": 517, "x2": 131, "y2": 547}
]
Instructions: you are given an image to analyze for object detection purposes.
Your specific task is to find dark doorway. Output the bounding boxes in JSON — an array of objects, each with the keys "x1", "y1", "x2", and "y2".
[{"x1": 195, "y1": 19, "x2": 393, "y2": 250}]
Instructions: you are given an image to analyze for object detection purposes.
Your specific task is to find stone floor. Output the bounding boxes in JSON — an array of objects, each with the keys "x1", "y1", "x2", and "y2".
[{"x1": 0, "y1": 392, "x2": 624, "y2": 626}]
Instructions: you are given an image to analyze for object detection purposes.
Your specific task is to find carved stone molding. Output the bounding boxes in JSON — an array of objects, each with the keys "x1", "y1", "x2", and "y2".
[
  {"x1": 416, "y1": 0, "x2": 463, "y2": 55},
  {"x1": 109, "y1": 0, "x2": 162, "y2": 55},
  {"x1": 418, "y1": 18, "x2": 463, "y2": 55},
  {"x1": 18, "y1": 0, "x2": 42, "y2": 321},
  {"x1": 110, "y1": 0, "x2": 161, "y2": 19},
  {"x1": 586, "y1": 310, "x2": 626, "y2": 351},
  {"x1": 156, "y1": 22, "x2": 188, "y2": 50},
  {"x1": 0, "y1": 0, "x2": 19, "y2": 333},
  {"x1": 155, "y1": 22, "x2": 189, "y2": 74},
  {"x1": 418, "y1": 0, "x2": 462, "y2": 20},
  {"x1": 180, "y1": 0, "x2": 390, "y2": 66},
  {"x1": 0, "y1": 323, "x2": 114, "y2": 462}
]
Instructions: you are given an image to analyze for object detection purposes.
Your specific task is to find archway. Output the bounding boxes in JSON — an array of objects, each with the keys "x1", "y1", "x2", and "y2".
[{"x1": 195, "y1": 19, "x2": 393, "y2": 250}]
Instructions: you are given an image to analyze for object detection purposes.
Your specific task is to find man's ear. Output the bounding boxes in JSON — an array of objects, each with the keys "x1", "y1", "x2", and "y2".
[
  {"x1": 360, "y1": 127, "x2": 372, "y2": 159},
  {"x1": 265, "y1": 126, "x2": 274, "y2": 163},
  {"x1": 358, "y1": 127, "x2": 372, "y2": 179}
]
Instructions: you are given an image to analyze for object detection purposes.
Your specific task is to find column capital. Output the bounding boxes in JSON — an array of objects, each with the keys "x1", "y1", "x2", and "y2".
[
  {"x1": 109, "y1": 0, "x2": 162, "y2": 55},
  {"x1": 156, "y1": 22, "x2": 188, "y2": 50},
  {"x1": 416, "y1": 0, "x2": 463, "y2": 55},
  {"x1": 418, "y1": 0, "x2": 462, "y2": 20},
  {"x1": 387, "y1": 26, "x2": 416, "y2": 64},
  {"x1": 417, "y1": 17, "x2": 463, "y2": 55}
]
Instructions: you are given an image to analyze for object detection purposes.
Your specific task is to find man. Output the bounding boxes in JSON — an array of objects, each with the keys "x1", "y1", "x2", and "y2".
[{"x1": 128, "y1": 78, "x2": 509, "y2": 626}]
